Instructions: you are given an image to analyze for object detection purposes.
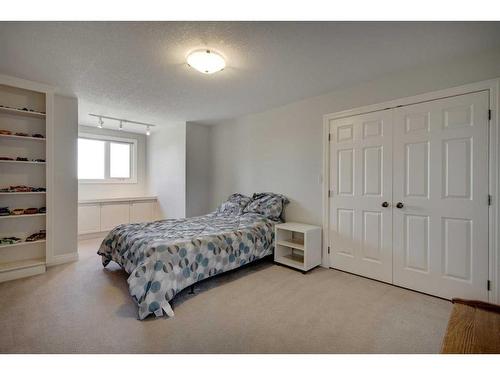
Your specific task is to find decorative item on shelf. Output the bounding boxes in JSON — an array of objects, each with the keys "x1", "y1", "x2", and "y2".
[
  {"x1": 26, "y1": 230, "x2": 46, "y2": 242},
  {"x1": 32, "y1": 133, "x2": 45, "y2": 139},
  {"x1": 14, "y1": 132, "x2": 29, "y2": 137},
  {"x1": 23, "y1": 208, "x2": 39, "y2": 215},
  {"x1": 0, "y1": 130, "x2": 12, "y2": 135},
  {"x1": 0, "y1": 207, "x2": 10, "y2": 216},
  {"x1": 33, "y1": 158, "x2": 45, "y2": 163},
  {"x1": 16, "y1": 157, "x2": 28, "y2": 162},
  {"x1": 0, "y1": 185, "x2": 46, "y2": 193},
  {"x1": 0, "y1": 237, "x2": 22, "y2": 245},
  {"x1": 38, "y1": 207, "x2": 46, "y2": 214},
  {"x1": 10, "y1": 208, "x2": 25, "y2": 215},
  {"x1": 0, "y1": 157, "x2": 14, "y2": 160}
]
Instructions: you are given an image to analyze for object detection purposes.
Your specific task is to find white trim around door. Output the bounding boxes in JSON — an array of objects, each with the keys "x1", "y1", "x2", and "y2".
[{"x1": 322, "y1": 78, "x2": 500, "y2": 304}]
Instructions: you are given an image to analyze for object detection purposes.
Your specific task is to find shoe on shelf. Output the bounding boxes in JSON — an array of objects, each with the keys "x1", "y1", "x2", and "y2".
[
  {"x1": 26, "y1": 230, "x2": 46, "y2": 242},
  {"x1": 10, "y1": 208, "x2": 25, "y2": 215}
]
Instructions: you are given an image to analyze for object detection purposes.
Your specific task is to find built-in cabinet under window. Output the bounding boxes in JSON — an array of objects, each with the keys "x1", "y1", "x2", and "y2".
[{"x1": 78, "y1": 197, "x2": 159, "y2": 237}]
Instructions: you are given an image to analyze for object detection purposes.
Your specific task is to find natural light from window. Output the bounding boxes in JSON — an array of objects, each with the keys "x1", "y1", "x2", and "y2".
[
  {"x1": 78, "y1": 134, "x2": 136, "y2": 182},
  {"x1": 78, "y1": 138, "x2": 105, "y2": 179},
  {"x1": 110, "y1": 142, "x2": 131, "y2": 178}
]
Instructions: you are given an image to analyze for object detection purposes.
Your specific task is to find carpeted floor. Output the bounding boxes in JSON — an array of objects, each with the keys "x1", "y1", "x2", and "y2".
[{"x1": 0, "y1": 238, "x2": 452, "y2": 353}]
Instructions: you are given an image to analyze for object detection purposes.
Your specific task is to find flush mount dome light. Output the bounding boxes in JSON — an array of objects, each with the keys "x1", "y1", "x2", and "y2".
[{"x1": 187, "y1": 49, "x2": 225, "y2": 74}]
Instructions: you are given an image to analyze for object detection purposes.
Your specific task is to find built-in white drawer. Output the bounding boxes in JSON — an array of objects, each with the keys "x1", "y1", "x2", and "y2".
[
  {"x1": 78, "y1": 204, "x2": 101, "y2": 234},
  {"x1": 130, "y1": 202, "x2": 153, "y2": 223},
  {"x1": 100, "y1": 203, "x2": 130, "y2": 232}
]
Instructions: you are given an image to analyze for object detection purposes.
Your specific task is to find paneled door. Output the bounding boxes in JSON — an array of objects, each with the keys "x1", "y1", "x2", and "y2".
[
  {"x1": 392, "y1": 91, "x2": 489, "y2": 300},
  {"x1": 329, "y1": 110, "x2": 393, "y2": 283}
]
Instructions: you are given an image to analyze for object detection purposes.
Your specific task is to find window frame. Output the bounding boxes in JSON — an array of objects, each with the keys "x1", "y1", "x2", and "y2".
[{"x1": 78, "y1": 132, "x2": 138, "y2": 184}]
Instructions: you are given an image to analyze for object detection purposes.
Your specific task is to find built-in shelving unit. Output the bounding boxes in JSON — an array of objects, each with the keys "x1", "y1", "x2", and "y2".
[{"x1": 0, "y1": 75, "x2": 53, "y2": 282}]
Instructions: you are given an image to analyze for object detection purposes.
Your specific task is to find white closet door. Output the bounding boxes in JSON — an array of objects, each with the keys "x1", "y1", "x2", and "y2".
[
  {"x1": 392, "y1": 91, "x2": 489, "y2": 300},
  {"x1": 329, "y1": 110, "x2": 393, "y2": 283}
]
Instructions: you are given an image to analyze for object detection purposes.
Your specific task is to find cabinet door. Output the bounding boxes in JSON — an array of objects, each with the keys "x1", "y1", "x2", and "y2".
[
  {"x1": 392, "y1": 91, "x2": 489, "y2": 300},
  {"x1": 100, "y1": 203, "x2": 130, "y2": 231},
  {"x1": 329, "y1": 109, "x2": 393, "y2": 283},
  {"x1": 78, "y1": 204, "x2": 101, "y2": 234},
  {"x1": 130, "y1": 202, "x2": 153, "y2": 223}
]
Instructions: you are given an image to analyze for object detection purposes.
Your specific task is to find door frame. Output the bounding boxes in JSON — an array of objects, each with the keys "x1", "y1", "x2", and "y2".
[{"x1": 322, "y1": 78, "x2": 500, "y2": 303}]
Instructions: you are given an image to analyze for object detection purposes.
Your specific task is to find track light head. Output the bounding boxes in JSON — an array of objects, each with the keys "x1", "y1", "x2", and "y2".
[
  {"x1": 119, "y1": 120, "x2": 123, "y2": 130},
  {"x1": 97, "y1": 117, "x2": 104, "y2": 128},
  {"x1": 146, "y1": 126, "x2": 151, "y2": 136}
]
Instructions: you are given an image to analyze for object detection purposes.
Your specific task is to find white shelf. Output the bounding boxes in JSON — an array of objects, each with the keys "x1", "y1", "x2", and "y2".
[
  {"x1": 275, "y1": 222, "x2": 322, "y2": 272},
  {"x1": 276, "y1": 239, "x2": 305, "y2": 250},
  {"x1": 0, "y1": 160, "x2": 46, "y2": 165},
  {"x1": 0, "y1": 106, "x2": 46, "y2": 119},
  {"x1": 0, "y1": 258, "x2": 45, "y2": 272},
  {"x1": 79, "y1": 196, "x2": 157, "y2": 204},
  {"x1": 0, "y1": 76, "x2": 51, "y2": 283},
  {"x1": 0, "y1": 213, "x2": 46, "y2": 220},
  {"x1": 0, "y1": 239, "x2": 46, "y2": 249},
  {"x1": 275, "y1": 253, "x2": 305, "y2": 269},
  {"x1": 0, "y1": 191, "x2": 46, "y2": 195},
  {"x1": 0, "y1": 134, "x2": 46, "y2": 141}
]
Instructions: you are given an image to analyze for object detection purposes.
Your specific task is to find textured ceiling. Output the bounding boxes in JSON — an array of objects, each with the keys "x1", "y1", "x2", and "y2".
[{"x1": 1, "y1": 22, "x2": 500, "y2": 131}]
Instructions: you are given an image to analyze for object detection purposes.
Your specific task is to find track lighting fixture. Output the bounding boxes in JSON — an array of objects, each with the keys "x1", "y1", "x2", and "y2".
[{"x1": 89, "y1": 113, "x2": 156, "y2": 135}]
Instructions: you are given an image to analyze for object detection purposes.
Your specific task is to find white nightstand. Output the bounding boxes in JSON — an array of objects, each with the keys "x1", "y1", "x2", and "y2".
[{"x1": 274, "y1": 222, "x2": 322, "y2": 272}]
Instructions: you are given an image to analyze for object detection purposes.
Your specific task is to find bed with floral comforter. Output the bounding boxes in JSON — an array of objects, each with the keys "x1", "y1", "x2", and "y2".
[{"x1": 98, "y1": 212, "x2": 277, "y2": 320}]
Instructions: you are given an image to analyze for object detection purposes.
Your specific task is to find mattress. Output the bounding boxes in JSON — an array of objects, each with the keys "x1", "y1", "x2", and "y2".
[{"x1": 98, "y1": 212, "x2": 277, "y2": 319}]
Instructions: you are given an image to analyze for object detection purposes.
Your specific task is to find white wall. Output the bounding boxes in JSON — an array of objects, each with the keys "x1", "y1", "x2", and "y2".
[
  {"x1": 147, "y1": 123, "x2": 186, "y2": 219},
  {"x1": 77, "y1": 125, "x2": 148, "y2": 200},
  {"x1": 52, "y1": 94, "x2": 78, "y2": 258},
  {"x1": 186, "y1": 122, "x2": 211, "y2": 217},
  {"x1": 209, "y1": 49, "x2": 500, "y2": 225}
]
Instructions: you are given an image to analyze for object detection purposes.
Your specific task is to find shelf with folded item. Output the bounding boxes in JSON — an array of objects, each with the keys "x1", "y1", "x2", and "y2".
[
  {"x1": 0, "y1": 159, "x2": 46, "y2": 165},
  {"x1": 0, "y1": 105, "x2": 46, "y2": 118},
  {"x1": 0, "y1": 133, "x2": 46, "y2": 141}
]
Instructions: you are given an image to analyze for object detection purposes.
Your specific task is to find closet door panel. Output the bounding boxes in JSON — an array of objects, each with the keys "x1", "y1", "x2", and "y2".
[
  {"x1": 329, "y1": 110, "x2": 393, "y2": 283},
  {"x1": 392, "y1": 91, "x2": 489, "y2": 300}
]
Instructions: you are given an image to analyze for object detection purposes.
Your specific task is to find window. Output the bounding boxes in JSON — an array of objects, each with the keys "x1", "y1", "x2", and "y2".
[{"x1": 78, "y1": 133, "x2": 137, "y2": 183}]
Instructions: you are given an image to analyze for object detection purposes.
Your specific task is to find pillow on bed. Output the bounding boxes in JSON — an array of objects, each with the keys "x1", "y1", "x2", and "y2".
[
  {"x1": 217, "y1": 193, "x2": 252, "y2": 215},
  {"x1": 243, "y1": 192, "x2": 289, "y2": 220}
]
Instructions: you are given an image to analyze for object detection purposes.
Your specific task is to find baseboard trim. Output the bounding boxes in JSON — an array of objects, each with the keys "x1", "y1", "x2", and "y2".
[
  {"x1": 78, "y1": 232, "x2": 108, "y2": 241},
  {"x1": 47, "y1": 252, "x2": 79, "y2": 267}
]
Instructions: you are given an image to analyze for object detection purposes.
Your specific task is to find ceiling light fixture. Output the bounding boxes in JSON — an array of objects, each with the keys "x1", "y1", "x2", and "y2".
[
  {"x1": 187, "y1": 49, "x2": 225, "y2": 74},
  {"x1": 89, "y1": 114, "x2": 156, "y2": 134}
]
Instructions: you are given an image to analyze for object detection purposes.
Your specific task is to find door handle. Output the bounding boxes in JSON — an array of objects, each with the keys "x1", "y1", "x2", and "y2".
[
  {"x1": 381, "y1": 201, "x2": 389, "y2": 208},
  {"x1": 396, "y1": 202, "x2": 404, "y2": 209}
]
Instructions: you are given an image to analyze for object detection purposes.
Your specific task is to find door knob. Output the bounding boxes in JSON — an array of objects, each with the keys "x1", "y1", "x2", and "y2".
[
  {"x1": 381, "y1": 201, "x2": 389, "y2": 208},
  {"x1": 396, "y1": 202, "x2": 404, "y2": 209}
]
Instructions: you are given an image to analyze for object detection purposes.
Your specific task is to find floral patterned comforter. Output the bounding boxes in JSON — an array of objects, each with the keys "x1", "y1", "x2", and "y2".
[{"x1": 98, "y1": 212, "x2": 277, "y2": 320}]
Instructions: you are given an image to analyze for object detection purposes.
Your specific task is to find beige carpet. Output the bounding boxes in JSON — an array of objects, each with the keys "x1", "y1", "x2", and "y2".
[{"x1": 0, "y1": 238, "x2": 451, "y2": 353}]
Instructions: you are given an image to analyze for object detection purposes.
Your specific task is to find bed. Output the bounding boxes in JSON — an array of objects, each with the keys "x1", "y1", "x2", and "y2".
[{"x1": 98, "y1": 192, "x2": 288, "y2": 320}]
